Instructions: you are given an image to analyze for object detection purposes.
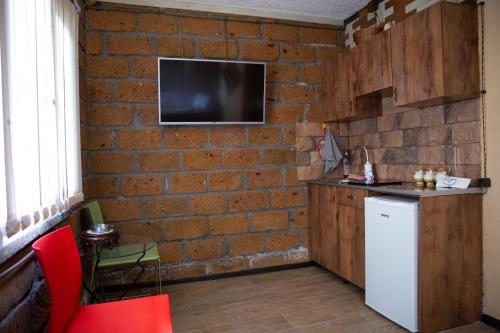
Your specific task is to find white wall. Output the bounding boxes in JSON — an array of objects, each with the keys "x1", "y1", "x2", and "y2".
[{"x1": 482, "y1": 0, "x2": 500, "y2": 319}]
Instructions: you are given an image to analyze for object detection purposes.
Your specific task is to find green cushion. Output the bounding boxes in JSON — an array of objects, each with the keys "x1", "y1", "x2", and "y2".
[
  {"x1": 96, "y1": 245, "x2": 160, "y2": 268},
  {"x1": 82, "y1": 200, "x2": 104, "y2": 225}
]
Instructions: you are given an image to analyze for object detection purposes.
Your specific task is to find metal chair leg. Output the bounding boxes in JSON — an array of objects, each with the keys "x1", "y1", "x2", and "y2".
[{"x1": 156, "y1": 258, "x2": 162, "y2": 294}]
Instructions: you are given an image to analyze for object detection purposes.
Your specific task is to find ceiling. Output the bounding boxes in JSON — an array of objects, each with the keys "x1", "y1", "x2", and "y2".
[{"x1": 102, "y1": 0, "x2": 371, "y2": 26}]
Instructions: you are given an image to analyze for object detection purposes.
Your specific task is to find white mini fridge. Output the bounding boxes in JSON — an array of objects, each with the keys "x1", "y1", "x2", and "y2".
[{"x1": 365, "y1": 196, "x2": 419, "y2": 332}]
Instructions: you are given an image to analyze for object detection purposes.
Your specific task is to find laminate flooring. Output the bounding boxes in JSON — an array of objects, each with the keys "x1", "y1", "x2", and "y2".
[{"x1": 160, "y1": 266, "x2": 497, "y2": 333}]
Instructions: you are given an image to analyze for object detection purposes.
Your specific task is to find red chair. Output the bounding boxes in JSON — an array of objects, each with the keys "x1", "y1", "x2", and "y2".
[{"x1": 32, "y1": 225, "x2": 173, "y2": 333}]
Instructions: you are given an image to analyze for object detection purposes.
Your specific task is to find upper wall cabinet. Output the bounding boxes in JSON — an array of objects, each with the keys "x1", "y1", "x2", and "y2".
[
  {"x1": 391, "y1": 2, "x2": 479, "y2": 108},
  {"x1": 320, "y1": 51, "x2": 381, "y2": 122},
  {"x1": 352, "y1": 29, "x2": 392, "y2": 96}
]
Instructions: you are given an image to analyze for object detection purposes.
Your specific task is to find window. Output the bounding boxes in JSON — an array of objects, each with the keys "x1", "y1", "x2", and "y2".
[{"x1": 0, "y1": 0, "x2": 82, "y2": 251}]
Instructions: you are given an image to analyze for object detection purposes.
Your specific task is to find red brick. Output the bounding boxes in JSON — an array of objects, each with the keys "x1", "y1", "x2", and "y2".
[
  {"x1": 138, "y1": 151, "x2": 179, "y2": 171},
  {"x1": 290, "y1": 208, "x2": 308, "y2": 228},
  {"x1": 281, "y1": 86, "x2": 313, "y2": 103},
  {"x1": 144, "y1": 196, "x2": 188, "y2": 218},
  {"x1": 87, "y1": 56, "x2": 129, "y2": 78},
  {"x1": 283, "y1": 127, "x2": 296, "y2": 145},
  {"x1": 271, "y1": 188, "x2": 305, "y2": 208},
  {"x1": 134, "y1": 57, "x2": 157, "y2": 78},
  {"x1": 115, "y1": 81, "x2": 157, "y2": 103},
  {"x1": 88, "y1": 10, "x2": 136, "y2": 32},
  {"x1": 241, "y1": 42, "x2": 278, "y2": 61},
  {"x1": 266, "y1": 86, "x2": 280, "y2": 103},
  {"x1": 87, "y1": 176, "x2": 119, "y2": 198},
  {"x1": 229, "y1": 191, "x2": 270, "y2": 212},
  {"x1": 209, "y1": 171, "x2": 242, "y2": 191},
  {"x1": 300, "y1": 65, "x2": 321, "y2": 83},
  {"x1": 108, "y1": 35, "x2": 152, "y2": 55},
  {"x1": 165, "y1": 217, "x2": 208, "y2": 240},
  {"x1": 267, "y1": 231, "x2": 299, "y2": 251},
  {"x1": 179, "y1": 17, "x2": 221, "y2": 36},
  {"x1": 211, "y1": 258, "x2": 248, "y2": 274},
  {"x1": 86, "y1": 32, "x2": 103, "y2": 55},
  {"x1": 168, "y1": 264, "x2": 205, "y2": 280},
  {"x1": 284, "y1": 168, "x2": 304, "y2": 186},
  {"x1": 223, "y1": 149, "x2": 260, "y2": 168},
  {"x1": 88, "y1": 129, "x2": 113, "y2": 150},
  {"x1": 139, "y1": 13, "x2": 176, "y2": 33},
  {"x1": 226, "y1": 21, "x2": 260, "y2": 38},
  {"x1": 197, "y1": 40, "x2": 238, "y2": 59},
  {"x1": 211, "y1": 126, "x2": 245, "y2": 147},
  {"x1": 229, "y1": 234, "x2": 264, "y2": 256},
  {"x1": 250, "y1": 255, "x2": 285, "y2": 269},
  {"x1": 246, "y1": 169, "x2": 281, "y2": 189},
  {"x1": 186, "y1": 238, "x2": 224, "y2": 260},
  {"x1": 266, "y1": 63, "x2": 297, "y2": 82},
  {"x1": 122, "y1": 175, "x2": 163, "y2": 196},
  {"x1": 168, "y1": 173, "x2": 206, "y2": 193},
  {"x1": 248, "y1": 127, "x2": 281, "y2": 145},
  {"x1": 263, "y1": 148, "x2": 296, "y2": 166},
  {"x1": 301, "y1": 27, "x2": 338, "y2": 44},
  {"x1": 89, "y1": 104, "x2": 133, "y2": 126},
  {"x1": 157, "y1": 242, "x2": 182, "y2": 264},
  {"x1": 266, "y1": 104, "x2": 304, "y2": 124},
  {"x1": 317, "y1": 46, "x2": 343, "y2": 60},
  {"x1": 164, "y1": 127, "x2": 208, "y2": 148},
  {"x1": 281, "y1": 44, "x2": 316, "y2": 63},
  {"x1": 137, "y1": 104, "x2": 158, "y2": 126},
  {"x1": 183, "y1": 150, "x2": 223, "y2": 170},
  {"x1": 116, "y1": 221, "x2": 162, "y2": 240},
  {"x1": 86, "y1": 80, "x2": 113, "y2": 102},
  {"x1": 265, "y1": 24, "x2": 299, "y2": 42},
  {"x1": 116, "y1": 128, "x2": 161, "y2": 149},
  {"x1": 189, "y1": 194, "x2": 226, "y2": 214},
  {"x1": 91, "y1": 152, "x2": 133, "y2": 173},
  {"x1": 157, "y1": 37, "x2": 195, "y2": 57},
  {"x1": 100, "y1": 198, "x2": 141, "y2": 221},
  {"x1": 251, "y1": 210, "x2": 288, "y2": 232},
  {"x1": 209, "y1": 214, "x2": 248, "y2": 235}
]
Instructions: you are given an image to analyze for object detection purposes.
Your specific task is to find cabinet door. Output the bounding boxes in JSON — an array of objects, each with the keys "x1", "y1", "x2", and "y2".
[
  {"x1": 308, "y1": 184, "x2": 339, "y2": 273},
  {"x1": 338, "y1": 204, "x2": 365, "y2": 288},
  {"x1": 320, "y1": 52, "x2": 350, "y2": 121}
]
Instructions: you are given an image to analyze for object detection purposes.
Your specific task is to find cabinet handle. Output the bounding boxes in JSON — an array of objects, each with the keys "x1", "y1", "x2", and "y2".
[{"x1": 347, "y1": 195, "x2": 356, "y2": 199}]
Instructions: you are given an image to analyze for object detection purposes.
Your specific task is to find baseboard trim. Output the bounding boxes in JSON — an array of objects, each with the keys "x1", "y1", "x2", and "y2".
[
  {"x1": 103, "y1": 261, "x2": 316, "y2": 292},
  {"x1": 482, "y1": 314, "x2": 500, "y2": 330}
]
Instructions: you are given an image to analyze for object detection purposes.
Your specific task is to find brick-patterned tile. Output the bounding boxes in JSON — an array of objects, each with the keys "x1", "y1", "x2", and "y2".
[
  {"x1": 209, "y1": 214, "x2": 248, "y2": 235},
  {"x1": 87, "y1": 10, "x2": 136, "y2": 32},
  {"x1": 139, "y1": 13, "x2": 176, "y2": 33},
  {"x1": 226, "y1": 21, "x2": 260, "y2": 38},
  {"x1": 165, "y1": 217, "x2": 209, "y2": 240},
  {"x1": 452, "y1": 121, "x2": 481, "y2": 144},
  {"x1": 122, "y1": 175, "x2": 163, "y2": 196},
  {"x1": 246, "y1": 169, "x2": 281, "y2": 189},
  {"x1": 229, "y1": 234, "x2": 264, "y2": 256},
  {"x1": 264, "y1": 23, "x2": 299, "y2": 42},
  {"x1": 241, "y1": 42, "x2": 279, "y2": 61},
  {"x1": 168, "y1": 173, "x2": 206, "y2": 193},
  {"x1": 377, "y1": 114, "x2": 398, "y2": 132},
  {"x1": 380, "y1": 130, "x2": 403, "y2": 148},
  {"x1": 444, "y1": 99, "x2": 480, "y2": 124},
  {"x1": 251, "y1": 210, "x2": 288, "y2": 232},
  {"x1": 398, "y1": 109, "x2": 423, "y2": 129},
  {"x1": 186, "y1": 238, "x2": 224, "y2": 260}
]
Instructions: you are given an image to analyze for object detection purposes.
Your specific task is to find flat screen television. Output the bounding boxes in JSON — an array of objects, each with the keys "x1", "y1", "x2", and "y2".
[{"x1": 158, "y1": 58, "x2": 266, "y2": 125}]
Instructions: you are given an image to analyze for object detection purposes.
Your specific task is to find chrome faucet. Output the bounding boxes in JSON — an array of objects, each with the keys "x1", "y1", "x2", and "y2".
[{"x1": 351, "y1": 145, "x2": 374, "y2": 184}]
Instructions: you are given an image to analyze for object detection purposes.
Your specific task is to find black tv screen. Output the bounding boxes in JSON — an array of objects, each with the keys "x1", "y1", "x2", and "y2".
[{"x1": 158, "y1": 58, "x2": 266, "y2": 125}]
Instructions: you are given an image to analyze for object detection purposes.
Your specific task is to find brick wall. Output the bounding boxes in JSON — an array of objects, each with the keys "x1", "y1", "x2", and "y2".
[
  {"x1": 82, "y1": 4, "x2": 343, "y2": 280},
  {"x1": 296, "y1": 97, "x2": 481, "y2": 182}
]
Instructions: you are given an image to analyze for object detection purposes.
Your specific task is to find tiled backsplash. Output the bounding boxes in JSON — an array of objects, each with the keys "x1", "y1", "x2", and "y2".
[{"x1": 297, "y1": 97, "x2": 481, "y2": 182}]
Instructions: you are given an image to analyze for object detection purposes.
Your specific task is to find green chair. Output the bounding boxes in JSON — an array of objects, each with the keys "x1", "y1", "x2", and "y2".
[{"x1": 81, "y1": 200, "x2": 162, "y2": 296}]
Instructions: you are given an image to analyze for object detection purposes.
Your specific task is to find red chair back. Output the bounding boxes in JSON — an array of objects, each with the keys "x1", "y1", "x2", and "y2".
[{"x1": 32, "y1": 226, "x2": 82, "y2": 333}]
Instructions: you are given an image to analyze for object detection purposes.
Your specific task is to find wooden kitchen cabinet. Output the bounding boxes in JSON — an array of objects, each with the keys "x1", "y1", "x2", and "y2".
[
  {"x1": 308, "y1": 184, "x2": 338, "y2": 272},
  {"x1": 308, "y1": 184, "x2": 366, "y2": 287},
  {"x1": 391, "y1": 2, "x2": 479, "y2": 107},
  {"x1": 352, "y1": 29, "x2": 392, "y2": 96},
  {"x1": 320, "y1": 52, "x2": 381, "y2": 122}
]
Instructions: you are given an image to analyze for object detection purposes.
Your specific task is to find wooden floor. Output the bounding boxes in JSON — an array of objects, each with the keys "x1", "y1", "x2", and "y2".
[{"x1": 157, "y1": 266, "x2": 496, "y2": 333}]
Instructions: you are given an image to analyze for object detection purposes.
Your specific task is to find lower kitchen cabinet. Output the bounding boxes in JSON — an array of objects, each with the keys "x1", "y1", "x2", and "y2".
[
  {"x1": 308, "y1": 184, "x2": 366, "y2": 288},
  {"x1": 308, "y1": 182, "x2": 483, "y2": 333}
]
